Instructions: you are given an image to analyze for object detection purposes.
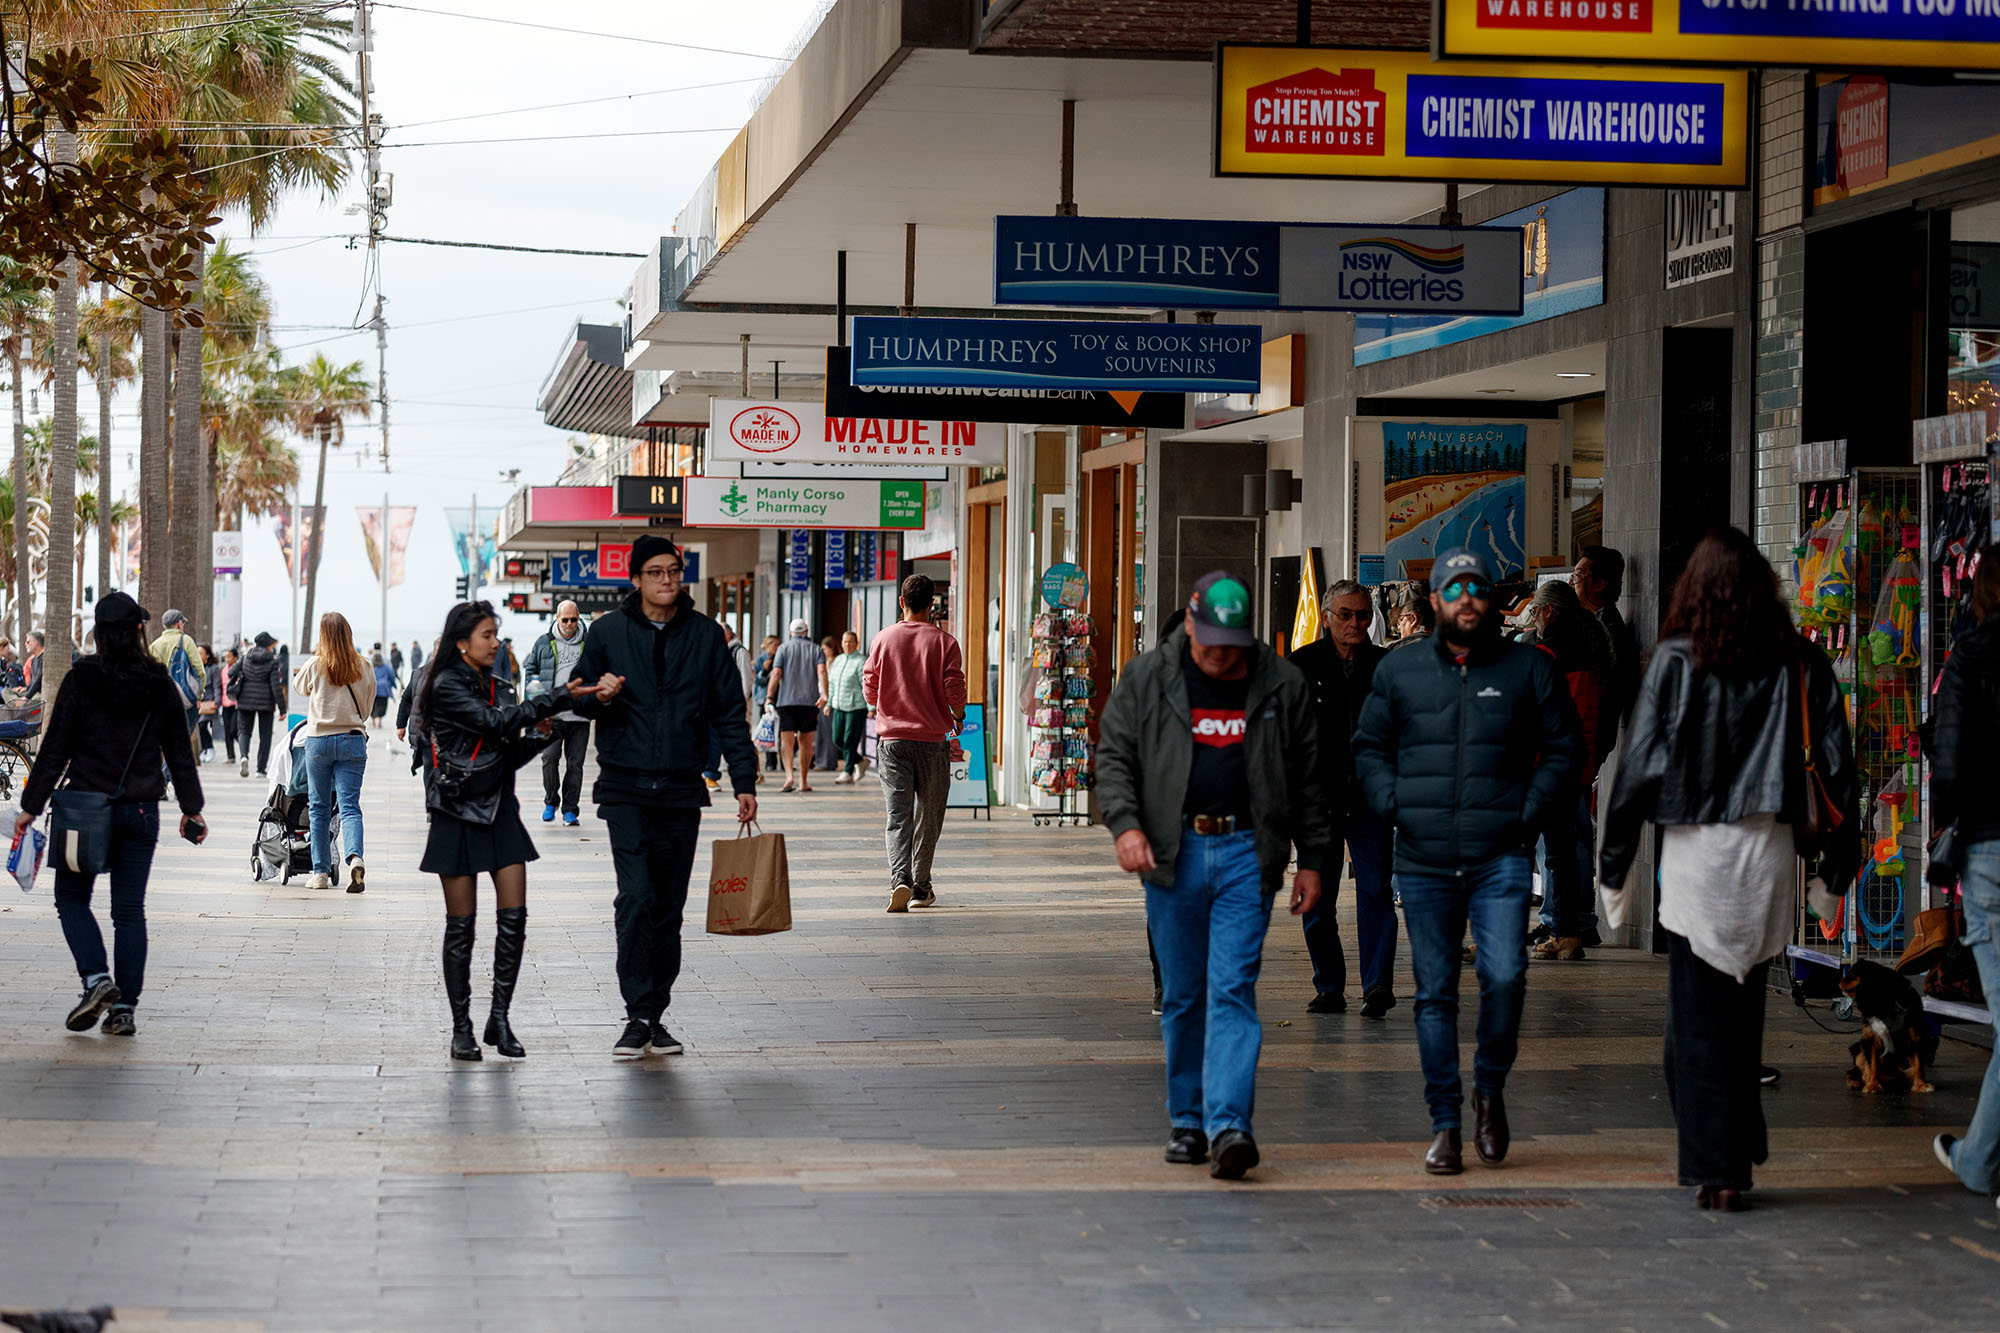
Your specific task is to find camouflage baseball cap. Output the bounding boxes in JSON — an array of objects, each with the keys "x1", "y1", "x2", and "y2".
[{"x1": 1187, "y1": 571, "x2": 1254, "y2": 647}]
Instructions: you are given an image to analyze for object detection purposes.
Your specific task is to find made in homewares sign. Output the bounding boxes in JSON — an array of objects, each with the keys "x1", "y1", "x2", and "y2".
[
  {"x1": 993, "y1": 215, "x2": 1523, "y2": 317},
  {"x1": 1214, "y1": 45, "x2": 1750, "y2": 188},
  {"x1": 1434, "y1": 0, "x2": 2000, "y2": 72},
  {"x1": 684, "y1": 476, "x2": 927, "y2": 531},
  {"x1": 849, "y1": 316, "x2": 1262, "y2": 393},
  {"x1": 707, "y1": 398, "x2": 1004, "y2": 466}
]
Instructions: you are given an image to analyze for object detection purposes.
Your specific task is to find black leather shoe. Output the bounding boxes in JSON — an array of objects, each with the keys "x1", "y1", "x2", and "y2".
[
  {"x1": 1164, "y1": 1128, "x2": 1208, "y2": 1165},
  {"x1": 1424, "y1": 1129, "x2": 1463, "y2": 1175},
  {"x1": 1209, "y1": 1129, "x2": 1259, "y2": 1180},
  {"x1": 1306, "y1": 992, "x2": 1348, "y2": 1014},
  {"x1": 1472, "y1": 1090, "x2": 1509, "y2": 1164},
  {"x1": 1359, "y1": 987, "x2": 1397, "y2": 1020}
]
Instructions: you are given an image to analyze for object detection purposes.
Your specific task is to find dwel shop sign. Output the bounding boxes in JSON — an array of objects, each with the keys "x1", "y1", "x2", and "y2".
[
  {"x1": 707, "y1": 398, "x2": 1004, "y2": 466},
  {"x1": 849, "y1": 315, "x2": 1262, "y2": 393}
]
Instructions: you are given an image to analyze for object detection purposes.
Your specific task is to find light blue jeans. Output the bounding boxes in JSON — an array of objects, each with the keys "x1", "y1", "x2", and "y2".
[
  {"x1": 1145, "y1": 829, "x2": 1273, "y2": 1138},
  {"x1": 304, "y1": 732, "x2": 367, "y2": 874},
  {"x1": 1945, "y1": 841, "x2": 2000, "y2": 1196}
]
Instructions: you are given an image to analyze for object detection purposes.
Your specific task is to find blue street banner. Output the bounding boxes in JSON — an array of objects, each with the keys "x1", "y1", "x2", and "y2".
[
  {"x1": 1436, "y1": 0, "x2": 2000, "y2": 73},
  {"x1": 947, "y1": 703, "x2": 992, "y2": 809},
  {"x1": 788, "y1": 530, "x2": 812, "y2": 592},
  {"x1": 993, "y1": 215, "x2": 1524, "y2": 317},
  {"x1": 825, "y1": 530, "x2": 848, "y2": 591},
  {"x1": 849, "y1": 316, "x2": 1262, "y2": 393},
  {"x1": 1214, "y1": 45, "x2": 1749, "y2": 188}
]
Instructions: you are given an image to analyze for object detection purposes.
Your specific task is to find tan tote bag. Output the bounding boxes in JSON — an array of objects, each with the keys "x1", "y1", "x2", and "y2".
[{"x1": 706, "y1": 822, "x2": 793, "y2": 936}]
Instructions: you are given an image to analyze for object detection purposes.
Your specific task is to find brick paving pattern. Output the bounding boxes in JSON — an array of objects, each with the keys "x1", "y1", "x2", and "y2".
[{"x1": 1, "y1": 740, "x2": 1996, "y2": 1329}]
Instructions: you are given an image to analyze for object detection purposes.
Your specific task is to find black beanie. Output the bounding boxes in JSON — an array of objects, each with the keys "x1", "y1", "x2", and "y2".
[{"x1": 629, "y1": 534, "x2": 681, "y2": 578}]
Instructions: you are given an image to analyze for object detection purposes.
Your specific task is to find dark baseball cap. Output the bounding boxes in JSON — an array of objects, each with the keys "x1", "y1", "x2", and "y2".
[
  {"x1": 1433, "y1": 548, "x2": 1494, "y2": 589},
  {"x1": 1187, "y1": 571, "x2": 1255, "y2": 647}
]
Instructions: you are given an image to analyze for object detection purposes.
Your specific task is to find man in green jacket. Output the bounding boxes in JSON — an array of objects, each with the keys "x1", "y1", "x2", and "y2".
[{"x1": 1098, "y1": 571, "x2": 1333, "y2": 1180}]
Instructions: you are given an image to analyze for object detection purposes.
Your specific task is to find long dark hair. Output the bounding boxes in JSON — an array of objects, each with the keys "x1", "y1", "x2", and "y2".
[
  {"x1": 1659, "y1": 527, "x2": 1796, "y2": 675},
  {"x1": 415, "y1": 600, "x2": 497, "y2": 725},
  {"x1": 91, "y1": 615, "x2": 165, "y2": 687}
]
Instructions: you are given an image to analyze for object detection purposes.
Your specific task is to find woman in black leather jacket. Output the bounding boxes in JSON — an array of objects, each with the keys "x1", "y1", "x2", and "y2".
[
  {"x1": 1927, "y1": 553, "x2": 2000, "y2": 1207},
  {"x1": 1602, "y1": 527, "x2": 1860, "y2": 1212},
  {"x1": 416, "y1": 601, "x2": 605, "y2": 1062}
]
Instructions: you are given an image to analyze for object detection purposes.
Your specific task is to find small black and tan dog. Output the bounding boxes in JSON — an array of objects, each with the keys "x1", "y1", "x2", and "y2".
[{"x1": 1841, "y1": 960, "x2": 1938, "y2": 1094}]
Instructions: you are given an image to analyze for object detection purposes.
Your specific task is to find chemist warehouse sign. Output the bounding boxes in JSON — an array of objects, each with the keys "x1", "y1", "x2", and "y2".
[{"x1": 1215, "y1": 45, "x2": 1750, "y2": 188}]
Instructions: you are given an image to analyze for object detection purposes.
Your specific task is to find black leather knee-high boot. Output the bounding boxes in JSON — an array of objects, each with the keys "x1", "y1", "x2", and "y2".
[
  {"x1": 443, "y1": 914, "x2": 481, "y2": 1062},
  {"x1": 484, "y1": 906, "x2": 527, "y2": 1059}
]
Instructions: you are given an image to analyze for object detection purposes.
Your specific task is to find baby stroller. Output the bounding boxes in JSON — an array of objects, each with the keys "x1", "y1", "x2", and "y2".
[{"x1": 251, "y1": 720, "x2": 341, "y2": 886}]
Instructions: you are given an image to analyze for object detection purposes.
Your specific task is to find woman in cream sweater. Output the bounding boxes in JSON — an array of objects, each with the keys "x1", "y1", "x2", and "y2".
[{"x1": 293, "y1": 612, "x2": 375, "y2": 891}]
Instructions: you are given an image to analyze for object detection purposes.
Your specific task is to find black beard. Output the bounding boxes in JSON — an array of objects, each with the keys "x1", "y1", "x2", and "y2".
[{"x1": 1440, "y1": 615, "x2": 1495, "y2": 650}]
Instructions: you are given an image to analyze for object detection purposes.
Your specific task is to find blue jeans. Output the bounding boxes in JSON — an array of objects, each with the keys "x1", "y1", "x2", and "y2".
[
  {"x1": 1302, "y1": 811, "x2": 1396, "y2": 998},
  {"x1": 1537, "y1": 791, "x2": 1599, "y2": 937},
  {"x1": 1946, "y1": 841, "x2": 2000, "y2": 1195},
  {"x1": 52, "y1": 801, "x2": 159, "y2": 1006},
  {"x1": 304, "y1": 732, "x2": 367, "y2": 873},
  {"x1": 1145, "y1": 829, "x2": 1273, "y2": 1138},
  {"x1": 1398, "y1": 852, "x2": 1531, "y2": 1132}
]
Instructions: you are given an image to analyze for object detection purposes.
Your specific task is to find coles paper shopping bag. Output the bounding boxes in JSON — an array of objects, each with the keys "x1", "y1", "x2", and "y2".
[
  {"x1": 706, "y1": 823, "x2": 792, "y2": 936},
  {"x1": 9, "y1": 821, "x2": 47, "y2": 893}
]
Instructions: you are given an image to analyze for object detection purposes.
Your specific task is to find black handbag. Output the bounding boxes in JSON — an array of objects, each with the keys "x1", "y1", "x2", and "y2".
[{"x1": 48, "y1": 723, "x2": 147, "y2": 877}]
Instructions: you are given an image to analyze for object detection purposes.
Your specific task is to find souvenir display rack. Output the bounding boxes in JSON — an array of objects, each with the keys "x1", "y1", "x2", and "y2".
[
  {"x1": 1027, "y1": 607, "x2": 1096, "y2": 828},
  {"x1": 1790, "y1": 453, "x2": 1924, "y2": 966}
]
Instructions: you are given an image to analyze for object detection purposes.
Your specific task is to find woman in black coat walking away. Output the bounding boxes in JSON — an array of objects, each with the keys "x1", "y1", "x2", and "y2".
[
  {"x1": 13, "y1": 593, "x2": 208, "y2": 1037},
  {"x1": 1601, "y1": 528, "x2": 1861, "y2": 1211},
  {"x1": 418, "y1": 601, "x2": 609, "y2": 1061}
]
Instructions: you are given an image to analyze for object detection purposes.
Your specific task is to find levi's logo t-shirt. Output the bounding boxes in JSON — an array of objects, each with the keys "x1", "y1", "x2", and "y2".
[{"x1": 1181, "y1": 648, "x2": 1253, "y2": 822}]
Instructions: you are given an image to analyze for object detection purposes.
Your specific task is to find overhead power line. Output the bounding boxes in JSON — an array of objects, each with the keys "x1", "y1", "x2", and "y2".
[
  {"x1": 370, "y1": 3, "x2": 790, "y2": 60},
  {"x1": 380, "y1": 235, "x2": 647, "y2": 259},
  {"x1": 394, "y1": 77, "x2": 767, "y2": 130},
  {"x1": 383, "y1": 126, "x2": 740, "y2": 148}
]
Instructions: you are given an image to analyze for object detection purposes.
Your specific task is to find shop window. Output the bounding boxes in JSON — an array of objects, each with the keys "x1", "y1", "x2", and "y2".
[{"x1": 1950, "y1": 200, "x2": 2000, "y2": 440}]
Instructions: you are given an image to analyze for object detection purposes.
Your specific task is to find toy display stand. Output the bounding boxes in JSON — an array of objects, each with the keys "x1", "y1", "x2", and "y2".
[
  {"x1": 1788, "y1": 447, "x2": 1923, "y2": 968},
  {"x1": 1026, "y1": 608, "x2": 1096, "y2": 828}
]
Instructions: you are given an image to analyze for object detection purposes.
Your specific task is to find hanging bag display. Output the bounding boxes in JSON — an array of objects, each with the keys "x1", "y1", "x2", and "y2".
[
  {"x1": 1792, "y1": 653, "x2": 1847, "y2": 863},
  {"x1": 48, "y1": 722, "x2": 148, "y2": 877}
]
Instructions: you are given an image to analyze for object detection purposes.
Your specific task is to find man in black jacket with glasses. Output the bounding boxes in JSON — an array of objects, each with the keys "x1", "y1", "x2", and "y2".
[{"x1": 569, "y1": 534, "x2": 758, "y2": 1061}]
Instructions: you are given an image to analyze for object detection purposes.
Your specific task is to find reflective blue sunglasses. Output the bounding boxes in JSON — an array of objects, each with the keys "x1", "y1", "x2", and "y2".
[{"x1": 1440, "y1": 577, "x2": 1492, "y2": 603}]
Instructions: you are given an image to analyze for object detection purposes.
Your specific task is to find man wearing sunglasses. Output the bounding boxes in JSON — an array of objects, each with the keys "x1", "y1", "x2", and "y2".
[
  {"x1": 524, "y1": 600, "x2": 591, "y2": 827},
  {"x1": 1352, "y1": 548, "x2": 1581, "y2": 1177}
]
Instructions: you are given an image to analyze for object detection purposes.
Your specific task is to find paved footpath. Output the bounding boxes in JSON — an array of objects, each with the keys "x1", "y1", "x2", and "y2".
[{"x1": 1, "y1": 738, "x2": 1996, "y2": 1330}]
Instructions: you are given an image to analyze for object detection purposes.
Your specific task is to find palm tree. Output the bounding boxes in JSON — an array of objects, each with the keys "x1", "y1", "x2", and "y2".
[
  {"x1": 187, "y1": 239, "x2": 273, "y2": 622},
  {"x1": 44, "y1": 136, "x2": 82, "y2": 699},
  {"x1": 279, "y1": 353, "x2": 369, "y2": 651},
  {"x1": 80, "y1": 289, "x2": 138, "y2": 598},
  {"x1": 0, "y1": 260, "x2": 48, "y2": 648}
]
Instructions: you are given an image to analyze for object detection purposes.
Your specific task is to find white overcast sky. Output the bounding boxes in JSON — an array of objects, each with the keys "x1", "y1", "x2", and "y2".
[{"x1": 63, "y1": 0, "x2": 825, "y2": 651}]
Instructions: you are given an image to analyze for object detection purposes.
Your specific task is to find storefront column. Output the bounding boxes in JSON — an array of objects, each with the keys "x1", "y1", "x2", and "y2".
[{"x1": 1753, "y1": 70, "x2": 1811, "y2": 573}]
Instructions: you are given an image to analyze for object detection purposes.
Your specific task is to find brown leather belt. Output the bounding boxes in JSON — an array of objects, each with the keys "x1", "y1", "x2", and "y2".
[{"x1": 1184, "y1": 813, "x2": 1241, "y2": 835}]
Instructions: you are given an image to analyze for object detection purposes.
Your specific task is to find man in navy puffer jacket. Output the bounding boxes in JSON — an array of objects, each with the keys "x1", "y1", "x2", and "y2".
[{"x1": 1353, "y1": 548, "x2": 1581, "y2": 1178}]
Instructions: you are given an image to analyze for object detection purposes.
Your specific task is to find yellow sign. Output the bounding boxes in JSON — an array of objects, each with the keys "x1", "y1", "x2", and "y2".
[
  {"x1": 1436, "y1": 0, "x2": 2000, "y2": 74},
  {"x1": 1215, "y1": 45, "x2": 1750, "y2": 188},
  {"x1": 1291, "y1": 550, "x2": 1323, "y2": 652}
]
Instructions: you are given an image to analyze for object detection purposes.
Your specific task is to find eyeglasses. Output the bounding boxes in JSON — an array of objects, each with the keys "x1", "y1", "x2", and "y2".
[
  {"x1": 558, "y1": 617, "x2": 580, "y2": 624},
  {"x1": 641, "y1": 566, "x2": 684, "y2": 581},
  {"x1": 1329, "y1": 609, "x2": 1368, "y2": 622},
  {"x1": 1439, "y1": 577, "x2": 1492, "y2": 603}
]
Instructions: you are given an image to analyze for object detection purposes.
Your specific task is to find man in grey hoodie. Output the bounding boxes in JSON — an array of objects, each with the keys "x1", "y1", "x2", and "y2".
[{"x1": 523, "y1": 600, "x2": 590, "y2": 827}]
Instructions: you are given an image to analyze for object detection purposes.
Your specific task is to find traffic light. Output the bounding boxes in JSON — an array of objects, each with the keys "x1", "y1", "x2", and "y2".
[{"x1": 454, "y1": 575, "x2": 470, "y2": 600}]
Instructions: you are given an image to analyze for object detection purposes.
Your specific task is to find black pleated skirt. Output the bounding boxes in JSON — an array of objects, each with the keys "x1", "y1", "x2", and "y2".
[{"x1": 420, "y1": 788, "x2": 539, "y2": 876}]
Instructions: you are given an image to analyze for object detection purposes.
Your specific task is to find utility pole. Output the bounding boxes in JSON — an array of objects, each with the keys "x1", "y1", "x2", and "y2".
[
  {"x1": 352, "y1": 1, "x2": 389, "y2": 249},
  {"x1": 372, "y1": 294, "x2": 389, "y2": 470},
  {"x1": 468, "y1": 493, "x2": 480, "y2": 600},
  {"x1": 380, "y1": 491, "x2": 390, "y2": 658}
]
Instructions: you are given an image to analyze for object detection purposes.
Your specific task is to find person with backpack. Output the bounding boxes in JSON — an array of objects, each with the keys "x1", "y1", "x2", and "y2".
[
  {"x1": 148, "y1": 609, "x2": 206, "y2": 753},
  {"x1": 14, "y1": 593, "x2": 208, "y2": 1038},
  {"x1": 292, "y1": 612, "x2": 374, "y2": 892},
  {"x1": 234, "y1": 632, "x2": 286, "y2": 778}
]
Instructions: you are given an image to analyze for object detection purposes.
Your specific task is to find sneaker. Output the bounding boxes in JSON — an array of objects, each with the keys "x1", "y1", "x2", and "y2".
[
  {"x1": 65, "y1": 976, "x2": 119, "y2": 1032},
  {"x1": 1525, "y1": 923, "x2": 1554, "y2": 948},
  {"x1": 1935, "y1": 1133, "x2": 1958, "y2": 1174},
  {"x1": 240, "y1": 757, "x2": 250, "y2": 777},
  {"x1": 345, "y1": 855, "x2": 366, "y2": 894},
  {"x1": 888, "y1": 885, "x2": 911, "y2": 913},
  {"x1": 1151, "y1": 988, "x2": 1164, "y2": 1016},
  {"x1": 542, "y1": 803, "x2": 557, "y2": 823},
  {"x1": 704, "y1": 776, "x2": 721, "y2": 790},
  {"x1": 613, "y1": 1018, "x2": 652, "y2": 1060},
  {"x1": 564, "y1": 812, "x2": 580, "y2": 828},
  {"x1": 833, "y1": 772, "x2": 853, "y2": 785},
  {"x1": 101, "y1": 1006, "x2": 136, "y2": 1037},
  {"x1": 910, "y1": 886, "x2": 937, "y2": 908},
  {"x1": 1306, "y1": 992, "x2": 1348, "y2": 1014},
  {"x1": 649, "y1": 1023, "x2": 683, "y2": 1056},
  {"x1": 200, "y1": 749, "x2": 214, "y2": 764},
  {"x1": 1759, "y1": 1065, "x2": 1782, "y2": 1087},
  {"x1": 1359, "y1": 988, "x2": 1398, "y2": 1020},
  {"x1": 306, "y1": 872, "x2": 333, "y2": 891},
  {"x1": 856, "y1": 757, "x2": 870, "y2": 779}
]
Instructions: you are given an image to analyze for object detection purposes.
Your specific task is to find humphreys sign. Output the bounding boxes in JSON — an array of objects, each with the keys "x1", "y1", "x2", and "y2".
[
  {"x1": 1215, "y1": 45, "x2": 1750, "y2": 188},
  {"x1": 1663, "y1": 189, "x2": 1735, "y2": 289},
  {"x1": 1436, "y1": 0, "x2": 2000, "y2": 73},
  {"x1": 849, "y1": 315, "x2": 1262, "y2": 393},
  {"x1": 994, "y1": 214, "x2": 1523, "y2": 317},
  {"x1": 707, "y1": 398, "x2": 1004, "y2": 466},
  {"x1": 824, "y1": 345, "x2": 1186, "y2": 428},
  {"x1": 684, "y1": 476, "x2": 926, "y2": 531}
]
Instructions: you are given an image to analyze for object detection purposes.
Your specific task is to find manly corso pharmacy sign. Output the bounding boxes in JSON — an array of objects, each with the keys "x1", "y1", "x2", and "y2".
[
  {"x1": 707, "y1": 398, "x2": 1004, "y2": 466},
  {"x1": 1436, "y1": 0, "x2": 2000, "y2": 73},
  {"x1": 1215, "y1": 45, "x2": 1750, "y2": 188},
  {"x1": 993, "y1": 215, "x2": 1523, "y2": 316},
  {"x1": 849, "y1": 315, "x2": 1263, "y2": 393},
  {"x1": 684, "y1": 476, "x2": 927, "y2": 531}
]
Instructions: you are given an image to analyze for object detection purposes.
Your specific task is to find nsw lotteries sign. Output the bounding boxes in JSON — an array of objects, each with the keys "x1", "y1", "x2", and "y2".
[
  {"x1": 684, "y1": 476, "x2": 926, "y2": 531},
  {"x1": 1435, "y1": 0, "x2": 2000, "y2": 73},
  {"x1": 1214, "y1": 45, "x2": 1749, "y2": 188},
  {"x1": 849, "y1": 315, "x2": 1262, "y2": 393},
  {"x1": 707, "y1": 398, "x2": 1004, "y2": 466},
  {"x1": 994, "y1": 214, "x2": 1523, "y2": 317}
]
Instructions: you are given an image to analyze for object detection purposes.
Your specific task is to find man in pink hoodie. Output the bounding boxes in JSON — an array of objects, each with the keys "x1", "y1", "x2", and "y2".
[{"x1": 863, "y1": 573, "x2": 966, "y2": 913}]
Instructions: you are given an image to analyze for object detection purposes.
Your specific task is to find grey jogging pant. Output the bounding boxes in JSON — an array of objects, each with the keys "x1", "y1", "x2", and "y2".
[{"x1": 877, "y1": 738, "x2": 950, "y2": 893}]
